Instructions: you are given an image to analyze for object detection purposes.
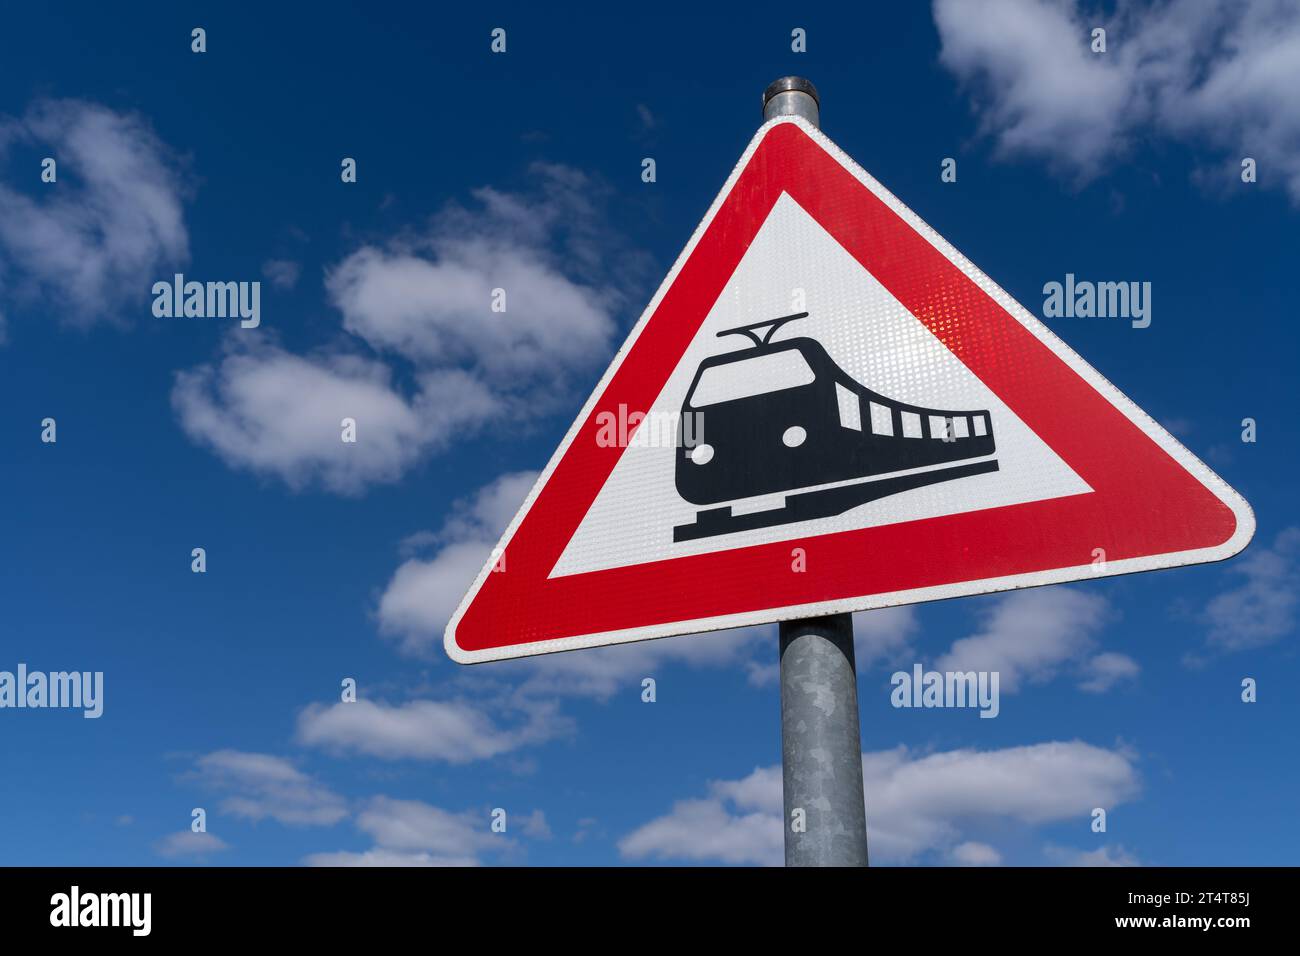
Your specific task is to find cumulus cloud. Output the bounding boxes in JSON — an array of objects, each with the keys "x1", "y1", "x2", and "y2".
[
  {"x1": 950, "y1": 841, "x2": 1003, "y2": 866},
  {"x1": 261, "y1": 258, "x2": 301, "y2": 290},
  {"x1": 376, "y1": 471, "x2": 538, "y2": 653},
  {"x1": 172, "y1": 337, "x2": 501, "y2": 494},
  {"x1": 519, "y1": 809, "x2": 553, "y2": 840},
  {"x1": 304, "y1": 847, "x2": 479, "y2": 867},
  {"x1": 437, "y1": 470, "x2": 542, "y2": 543},
  {"x1": 378, "y1": 539, "x2": 502, "y2": 646},
  {"x1": 0, "y1": 99, "x2": 188, "y2": 323},
  {"x1": 934, "y1": 0, "x2": 1133, "y2": 178},
  {"x1": 936, "y1": 588, "x2": 1118, "y2": 692},
  {"x1": 862, "y1": 741, "x2": 1138, "y2": 860},
  {"x1": 933, "y1": 0, "x2": 1300, "y2": 201},
  {"x1": 295, "y1": 697, "x2": 569, "y2": 763},
  {"x1": 152, "y1": 830, "x2": 230, "y2": 859},
  {"x1": 176, "y1": 163, "x2": 634, "y2": 493},
  {"x1": 377, "y1": 464, "x2": 849, "y2": 682},
  {"x1": 854, "y1": 606, "x2": 920, "y2": 668},
  {"x1": 1045, "y1": 843, "x2": 1140, "y2": 867},
  {"x1": 618, "y1": 767, "x2": 785, "y2": 866},
  {"x1": 304, "y1": 796, "x2": 511, "y2": 867},
  {"x1": 326, "y1": 164, "x2": 629, "y2": 389},
  {"x1": 328, "y1": 248, "x2": 610, "y2": 387},
  {"x1": 507, "y1": 624, "x2": 776, "y2": 699},
  {"x1": 1079, "y1": 650, "x2": 1140, "y2": 693},
  {"x1": 619, "y1": 740, "x2": 1139, "y2": 865},
  {"x1": 321, "y1": 164, "x2": 628, "y2": 425},
  {"x1": 1202, "y1": 527, "x2": 1300, "y2": 651},
  {"x1": 376, "y1": 468, "x2": 777, "y2": 677},
  {"x1": 373, "y1": 469, "x2": 777, "y2": 683},
  {"x1": 376, "y1": 468, "x2": 916, "y2": 680},
  {"x1": 188, "y1": 750, "x2": 348, "y2": 826}
]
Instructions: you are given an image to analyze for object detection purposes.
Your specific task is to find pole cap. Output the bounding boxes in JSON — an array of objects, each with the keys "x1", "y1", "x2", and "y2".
[
  {"x1": 762, "y1": 76, "x2": 820, "y2": 127},
  {"x1": 762, "y1": 76, "x2": 820, "y2": 112}
]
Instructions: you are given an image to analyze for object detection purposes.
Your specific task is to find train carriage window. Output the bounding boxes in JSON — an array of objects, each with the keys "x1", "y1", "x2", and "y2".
[
  {"x1": 974, "y1": 415, "x2": 988, "y2": 437},
  {"x1": 901, "y1": 411, "x2": 923, "y2": 438},
  {"x1": 953, "y1": 417, "x2": 970, "y2": 439},
  {"x1": 929, "y1": 415, "x2": 950, "y2": 440},
  {"x1": 835, "y1": 383, "x2": 862, "y2": 431},
  {"x1": 687, "y1": 350, "x2": 816, "y2": 407},
  {"x1": 869, "y1": 401, "x2": 893, "y2": 436}
]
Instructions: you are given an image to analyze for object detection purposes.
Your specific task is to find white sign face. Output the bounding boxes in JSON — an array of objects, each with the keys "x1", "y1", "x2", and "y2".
[
  {"x1": 551, "y1": 192, "x2": 1093, "y2": 578},
  {"x1": 445, "y1": 116, "x2": 1253, "y2": 664}
]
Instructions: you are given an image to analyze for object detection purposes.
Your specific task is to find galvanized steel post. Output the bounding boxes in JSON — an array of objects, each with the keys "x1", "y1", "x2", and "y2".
[{"x1": 765, "y1": 77, "x2": 870, "y2": 867}]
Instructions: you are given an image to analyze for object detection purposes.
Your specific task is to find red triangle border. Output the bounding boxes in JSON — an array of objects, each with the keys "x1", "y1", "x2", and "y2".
[{"x1": 447, "y1": 119, "x2": 1253, "y2": 663}]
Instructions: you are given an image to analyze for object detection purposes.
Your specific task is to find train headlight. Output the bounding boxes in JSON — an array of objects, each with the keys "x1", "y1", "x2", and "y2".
[
  {"x1": 783, "y1": 426, "x2": 807, "y2": 448},
  {"x1": 690, "y1": 443, "x2": 714, "y2": 465}
]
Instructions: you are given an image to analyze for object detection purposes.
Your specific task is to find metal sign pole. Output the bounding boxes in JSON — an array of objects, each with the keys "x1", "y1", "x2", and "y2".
[{"x1": 764, "y1": 77, "x2": 870, "y2": 868}]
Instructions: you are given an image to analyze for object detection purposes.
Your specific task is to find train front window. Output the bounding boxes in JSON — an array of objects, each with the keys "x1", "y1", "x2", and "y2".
[{"x1": 688, "y1": 350, "x2": 816, "y2": 407}]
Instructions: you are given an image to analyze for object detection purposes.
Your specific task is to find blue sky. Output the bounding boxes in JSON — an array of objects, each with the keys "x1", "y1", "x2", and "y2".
[{"x1": 1, "y1": 0, "x2": 1297, "y2": 866}]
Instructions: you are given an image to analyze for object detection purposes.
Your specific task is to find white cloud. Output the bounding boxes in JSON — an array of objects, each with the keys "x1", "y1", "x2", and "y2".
[
  {"x1": 573, "y1": 817, "x2": 601, "y2": 844},
  {"x1": 437, "y1": 470, "x2": 541, "y2": 543},
  {"x1": 853, "y1": 606, "x2": 920, "y2": 668},
  {"x1": 519, "y1": 809, "x2": 553, "y2": 840},
  {"x1": 950, "y1": 841, "x2": 1002, "y2": 866},
  {"x1": 1080, "y1": 651, "x2": 1140, "y2": 693},
  {"x1": 372, "y1": 469, "x2": 774, "y2": 683},
  {"x1": 376, "y1": 471, "x2": 537, "y2": 653},
  {"x1": 0, "y1": 99, "x2": 188, "y2": 323},
  {"x1": 377, "y1": 464, "x2": 783, "y2": 679},
  {"x1": 304, "y1": 847, "x2": 481, "y2": 867},
  {"x1": 353, "y1": 797, "x2": 496, "y2": 854},
  {"x1": 152, "y1": 830, "x2": 230, "y2": 859},
  {"x1": 616, "y1": 780, "x2": 785, "y2": 868},
  {"x1": 327, "y1": 247, "x2": 612, "y2": 384},
  {"x1": 863, "y1": 741, "x2": 1138, "y2": 860},
  {"x1": 376, "y1": 465, "x2": 914, "y2": 680},
  {"x1": 304, "y1": 796, "x2": 508, "y2": 867},
  {"x1": 937, "y1": 588, "x2": 1111, "y2": 692},
  {"x1": 326, "y1": 163, "x2": 624, "y2": 394},
  {"x1": 172, "y1": 337, "x2": 501, "y2": 494},
  {"x1": 261, "y1": 258, "x2": 301, "y2": 290},
  {"x1": 507, "y1": 625, "x2": 774, "y2": 700},
  {"x1": 619, "y1": 740, "x2": 1139, "y2": 865},
  {"x1": 189, "y1": 750, "x2": 348, "y2": 826},
  {"x1": 295, "y1": 697, "x2": 568, "y2": 763},
  {"x1": 177, "y1": 164, "x2": 633, "y2": 493},
  {"x1": 376, "y1": 541, "x2": 495, "y2": 649},
  {"x1": 934, "y1": 0, "x2": 1132, "y2": 179},
  {"x1": 933, "y1": 0, "x2": 1300, "y2": 201},
  {"x1": 1045, "y1": 843, "x2": 1140, "y2": 867},
  {"x1": 1203, "y1": 527, "x2": 1300, "y2": 650}
]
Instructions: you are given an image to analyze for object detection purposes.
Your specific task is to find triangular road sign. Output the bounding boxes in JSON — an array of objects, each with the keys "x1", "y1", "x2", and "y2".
[{"x1": 446, "y1": 116, "x2": 1254, "y2": 664}]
